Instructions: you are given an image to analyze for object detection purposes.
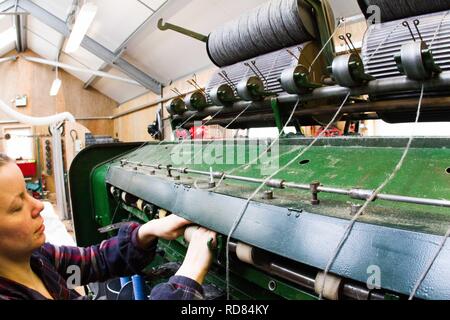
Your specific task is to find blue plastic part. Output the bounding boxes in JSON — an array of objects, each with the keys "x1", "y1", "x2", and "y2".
[
  {"x1": 131, "y1": 275, "x2": 147, "y2": 300},
  {"x1": 120, "y1": 277, "x2": 131, "y2": 288}
]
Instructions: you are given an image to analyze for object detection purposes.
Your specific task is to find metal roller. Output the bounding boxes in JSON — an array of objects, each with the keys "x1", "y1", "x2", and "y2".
[
  {"x1": 362, "y1": 10, "x2": 450, "y2": 99},
  {"x1": 395, "y1": 41, "x2": 441, "y2": 80},
  {"x1": 331, "y1": 53, "x2": 373, "y2": 88},
  {"x1": 280, "y1": 65, "x2": 322, "y2": 94},
  {"x1": 207, "y1": 0, "x2": 316, "y2": 67},
  {"x1": 357, "y1": 0, "x2": 450, "y2": 22},
  {"x1": 142, "y1": 204, "x2": 154, "y2": 217},
  {"x1": 236, "y1": 76, "x2": 266, "y2": 101},
  {"x1": 209, "y1": 84, "x2": 235, "y2": 107},
  {"x1": 166, "y1": 97, "x2": 187, "y2": 116},
  {"x1": 184, "y1": 91, "x2": 208, "y2": 111}
]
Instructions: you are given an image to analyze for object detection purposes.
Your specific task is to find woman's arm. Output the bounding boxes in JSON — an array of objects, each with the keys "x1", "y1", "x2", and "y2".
[
  {"x1": 150, "y1": 227, "x2": 217, "y2": 300},
  {"x1": 40, "y1": 215, "x2": 191, "y2": 285}
]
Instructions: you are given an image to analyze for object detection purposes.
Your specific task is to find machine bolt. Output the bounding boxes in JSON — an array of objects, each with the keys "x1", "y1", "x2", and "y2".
[
  {"x1": 166, "y1": 165, "x2": 173, "y2": 177},
  {"x1": 310, "y1": 181, "x2": 321, "y2": 205},
  {"x1": 263, "y1": 190, "x2": 274, "y2": 200},
  {"x1": 208, "y1": 182, "x2": 216, "y2": 189},
  {"x1": 351, "y1": 204, "x2": 364, "y2": 216},
  {"x1": 268, "y1": 280, "x2": 277, "y2": 291}
]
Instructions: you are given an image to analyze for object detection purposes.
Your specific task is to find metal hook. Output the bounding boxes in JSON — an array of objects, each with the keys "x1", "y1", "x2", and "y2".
[
  {"x1": 402, "y1": 21, "x2": 416, "y2": 42},
  {"x1": 244, "y1": 61, "x2": 268, "y2": 89},
  {"x1": 187, "y1": 79, "x2": 206, "y2": 95},
  {"x1": 251, "y1": 61, "x2": 268, "y2": 87},
  {"x1": 413, "y1": 19, "x2": 424, "y2": 43},
  {"x1": 339, "y1": 34, "x2": 352, "y2": 54},
  {"x1": 157, "y1": 18, "x2": 169, "y2": 30},
  {"x1": 219, "y1": 71, "x2": 236, "y2": 90},
  {"x1": 171, "y1": 88, "x2": 183, "y2": 97},
  {"x1": 345, "y1": 33, "x2": 358, "y2": 54},
  {"x1": 286, "y1": 49, "x2": 300, "y2": 61}
]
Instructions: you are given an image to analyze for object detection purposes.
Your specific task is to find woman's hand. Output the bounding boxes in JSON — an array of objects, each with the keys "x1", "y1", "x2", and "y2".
[
  {"x1": 175, "y1": 227, "x2": 217, "y2": 285},
  {"x1": 137, "y1": 214, "x2": 192, "y2": 248}
]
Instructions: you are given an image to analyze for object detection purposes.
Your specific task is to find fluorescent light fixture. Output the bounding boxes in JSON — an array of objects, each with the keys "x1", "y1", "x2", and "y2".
[
  {"x1": 65, "y1": 2, "x2": 98, "y2": 53},
  {"x1": 50, "y1": 78, "x2": 62, "y2": 96}
]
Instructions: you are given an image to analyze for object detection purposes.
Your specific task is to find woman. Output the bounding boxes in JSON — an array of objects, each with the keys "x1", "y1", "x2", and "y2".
[{"x1": 0, "y1": 153, "x2": 216, "y2": 300}]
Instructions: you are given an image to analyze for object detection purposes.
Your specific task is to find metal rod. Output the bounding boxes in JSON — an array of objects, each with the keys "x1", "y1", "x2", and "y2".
[
  {"x1": 121, "y1": 160, "x2": 450, "y2": 209},
  {"x1": 157, "y1": 18, "x2": 208, "y2": 43},
  {"x1": 22, "y1": 56, "x2": 143, "y2": 86}
]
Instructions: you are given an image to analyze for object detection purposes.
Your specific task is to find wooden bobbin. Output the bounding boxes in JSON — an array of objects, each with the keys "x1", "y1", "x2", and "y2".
[
  {"x1": 236, "y1": 242, "x2": 254, "y2": 265},
  {"x1": 314, "y1": 271, "x2": 343, "y2": 300},
  {"x1": 158, "y1": 209, "x2": 168, "y2": 219},
  {"x1": 136, "y1": 199, "x2": 144, "y2": 211}
]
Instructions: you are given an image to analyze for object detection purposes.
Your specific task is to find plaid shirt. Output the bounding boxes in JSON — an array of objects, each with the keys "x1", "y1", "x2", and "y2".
[{"x1": 0, "y1": 222, "x2": 203, "y2": 300}]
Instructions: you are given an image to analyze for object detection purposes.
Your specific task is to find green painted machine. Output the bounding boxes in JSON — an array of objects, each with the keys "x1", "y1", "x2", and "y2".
[
  {"x1": 69, "y1": 137, "x2": 450, "y2": 300},
  {"x1": 69, "y1": 0, "x2": 450, "y2": 300}
]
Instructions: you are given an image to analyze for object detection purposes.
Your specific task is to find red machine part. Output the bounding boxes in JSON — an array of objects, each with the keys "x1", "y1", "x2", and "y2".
[{"x1": 16, "y1": 160, "x2": 37, "y2": 177}]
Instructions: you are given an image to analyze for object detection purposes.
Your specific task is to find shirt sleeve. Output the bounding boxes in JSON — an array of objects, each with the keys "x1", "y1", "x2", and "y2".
[
  {"x1": 149, "y1": 276, "x2": 204, "y2": 300},
  {"x1": 39, "y1": 222, "x2": 157, "y2": 285}
]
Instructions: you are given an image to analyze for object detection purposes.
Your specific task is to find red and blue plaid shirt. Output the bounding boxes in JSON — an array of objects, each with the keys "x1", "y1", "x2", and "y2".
[{"x1": 0, "y1": 222, "x2": 203, "y2": 300}]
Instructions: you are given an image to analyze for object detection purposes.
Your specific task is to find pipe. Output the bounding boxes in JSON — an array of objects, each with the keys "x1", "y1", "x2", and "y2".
[
  {"x1": 50, "y1": 124, "x2": 69, "y2": 220},
  {"x1": 22, "y1": 56, "x2": 143, "y2": 87},
  {"x1": 121, "y1": 161, "x2": 450, "y2": 209},
  {"x1": 0, "y1": 55, "x2": 18, "y2": 64},
  {"x1": 0, "y1": 98, "x2": 75, "y2": 126}
]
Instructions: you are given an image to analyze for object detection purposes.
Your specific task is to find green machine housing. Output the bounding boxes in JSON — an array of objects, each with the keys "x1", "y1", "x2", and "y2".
[{"x1": 69, "y1": 137, "x2": 450, "y2": 300}]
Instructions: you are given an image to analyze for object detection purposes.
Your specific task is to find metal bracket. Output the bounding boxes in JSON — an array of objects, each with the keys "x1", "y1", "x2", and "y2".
[{"x1": 157, "y1": 18, "x2": 208, "y2": 43}]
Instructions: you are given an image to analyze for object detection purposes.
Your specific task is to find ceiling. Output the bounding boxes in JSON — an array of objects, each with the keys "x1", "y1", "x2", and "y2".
[{"x1": 0, "y1": 0, "x2": 363, "y2": 104}]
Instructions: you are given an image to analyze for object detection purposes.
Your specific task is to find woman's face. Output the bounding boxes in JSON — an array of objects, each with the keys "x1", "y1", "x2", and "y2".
[{"x1": 0, "y1": 162, "x2": 45, "y2": 259}]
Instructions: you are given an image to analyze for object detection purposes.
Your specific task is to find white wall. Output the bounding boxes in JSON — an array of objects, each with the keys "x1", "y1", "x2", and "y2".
[{"x1": 367, "y1": 121, "x2": 450, "y2": 137}]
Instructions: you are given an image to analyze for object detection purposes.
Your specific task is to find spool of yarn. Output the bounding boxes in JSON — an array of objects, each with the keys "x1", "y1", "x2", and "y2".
[
  {"x1": 357, "y1": 0, "x2": 450, "y2": 22},
  {"x1": 207, "y1": 0, "x2": 316, "y2": 67}
]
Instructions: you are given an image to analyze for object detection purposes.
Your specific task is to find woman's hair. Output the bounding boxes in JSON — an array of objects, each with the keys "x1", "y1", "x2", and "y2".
[{"x1": 0, "y1": 153, "x2": 12, "y2": 168}]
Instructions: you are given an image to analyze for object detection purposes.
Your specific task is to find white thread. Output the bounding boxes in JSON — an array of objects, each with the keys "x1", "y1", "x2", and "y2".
[
  {"x1": 309, "y1": 18, "x2": 346, "y2": 74},
  {"x1": 225, "y1": 93, "x2": 351, "y2": 299},
  {"x1": 318, "y1": 84, "x2": 425, "y2": 300}
]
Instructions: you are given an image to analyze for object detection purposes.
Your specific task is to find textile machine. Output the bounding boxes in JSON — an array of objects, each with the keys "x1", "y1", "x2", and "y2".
[{"x1": 69, "y1": 0, "x2": 450, "y2": 300}]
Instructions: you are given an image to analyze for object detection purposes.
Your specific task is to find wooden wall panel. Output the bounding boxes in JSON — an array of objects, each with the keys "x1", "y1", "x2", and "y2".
[
  {"x1": 114, "y1": 67, "x2": 218, "y2": 142},
  {"x1": 114, "y1": 108, "x2": 156, "y2": 142},
  {"x1": 0, "y1": 50, "x2": 117, "y2": 120},
  {"x1": 0, "y1": 50, "x2": 118, "y2": 195},
  {"x1": 78, "y1": 120, "x2": 114, "y2": 137}
]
